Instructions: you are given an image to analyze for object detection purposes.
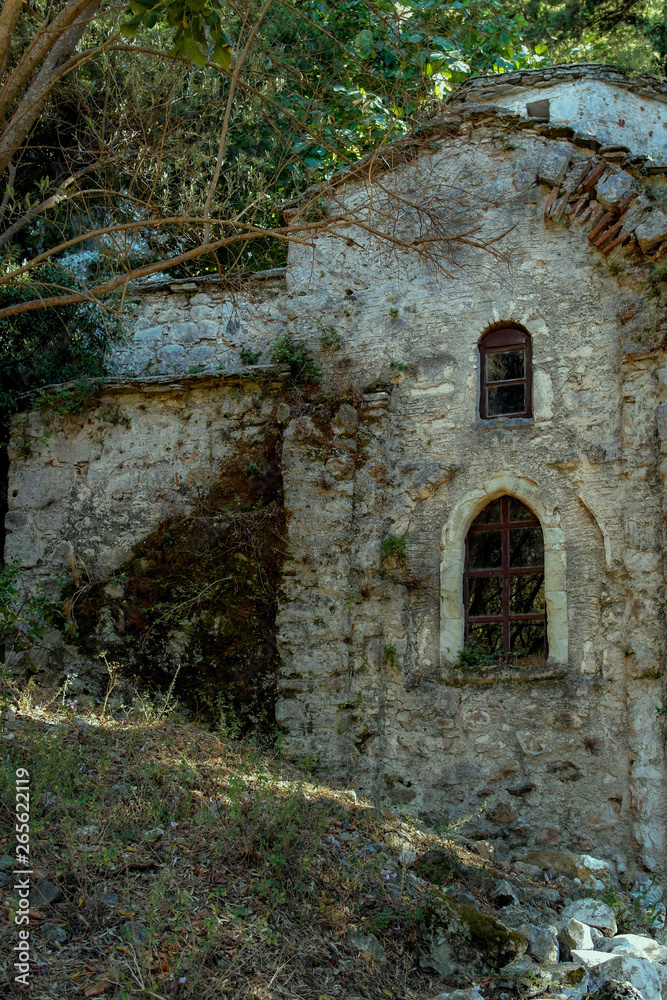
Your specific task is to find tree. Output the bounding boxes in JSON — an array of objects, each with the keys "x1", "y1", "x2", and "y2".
[
  {"x1": 0, "y1": 0, "x2": 542, "y2": 405},
  {"x1": 521, "y1": 0, "x2": 666, "y2": 75}
]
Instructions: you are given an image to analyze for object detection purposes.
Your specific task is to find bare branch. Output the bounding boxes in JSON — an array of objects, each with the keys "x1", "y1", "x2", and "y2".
[
  {"x1": 0, "y1": 2, "x2": 101, "y2": 175},
  {"x1": 0, "y1": 160, "x2": 16, "y2": 223}
]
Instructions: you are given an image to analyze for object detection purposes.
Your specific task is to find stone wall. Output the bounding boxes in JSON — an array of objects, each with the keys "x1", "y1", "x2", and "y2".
[
  {"x1": 6, "y1": 75, "x2": 667, "y2": 869},
  {"x1": 6, "y1": 373, "x2": 283, "y2": 579},
  {"x1": 271, "y1": 125, "x2": 667, "y2": 870},
  {"x1": 106, "y1": 274, "x2": 288, "y2": 378}
]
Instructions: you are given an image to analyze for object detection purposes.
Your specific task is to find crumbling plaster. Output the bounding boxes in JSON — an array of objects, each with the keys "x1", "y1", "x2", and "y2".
[
  {"x1": 449, "y1": 65, "x2": 667, "y2": 164},
  {"x1": 7, "y1": 72, "x2": 667, "y2": 868}
]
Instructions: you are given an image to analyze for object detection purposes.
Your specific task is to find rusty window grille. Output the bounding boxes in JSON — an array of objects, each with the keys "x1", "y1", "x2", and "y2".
[
  {"x1": 464, "y1": 495, "x2": 547, "y2": 661},
  {"x1": 479, "y1": 326, "x2": 532, "y2": 420}
]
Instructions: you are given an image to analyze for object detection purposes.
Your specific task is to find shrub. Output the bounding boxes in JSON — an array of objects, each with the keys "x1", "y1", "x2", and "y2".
[
  {"x1": 270, "y1": 334, "x2": 320, "y2": 383},
  {"x1": 381, "y1": 535, "x2": 406, "y2": 560}
]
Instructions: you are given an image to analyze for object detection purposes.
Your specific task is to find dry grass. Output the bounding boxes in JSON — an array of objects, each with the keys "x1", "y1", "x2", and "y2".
[{"x1": 0, "y1": 701, "x2": 500, "y2": 1000}]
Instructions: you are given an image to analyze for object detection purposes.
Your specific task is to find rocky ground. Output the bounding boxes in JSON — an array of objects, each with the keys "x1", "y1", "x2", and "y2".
[{"x1": 0, "y1": 697, "x2": 665, "y2": 999}]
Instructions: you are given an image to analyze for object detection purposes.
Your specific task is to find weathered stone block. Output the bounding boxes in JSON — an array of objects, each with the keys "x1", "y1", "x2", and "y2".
[{"x1": 634, "y1": 209, "x2": 667, "y2": 252}]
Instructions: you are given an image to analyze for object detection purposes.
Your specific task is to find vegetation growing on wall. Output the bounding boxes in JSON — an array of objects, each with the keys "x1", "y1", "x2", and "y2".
[{"x1": 67, "y1": 433, "x2": 286, "y2": 734}]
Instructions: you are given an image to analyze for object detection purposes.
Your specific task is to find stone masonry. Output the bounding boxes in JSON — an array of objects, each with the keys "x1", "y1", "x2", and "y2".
[{"x1": 7, "y1": 66, "x2": 667, "y2": 871}]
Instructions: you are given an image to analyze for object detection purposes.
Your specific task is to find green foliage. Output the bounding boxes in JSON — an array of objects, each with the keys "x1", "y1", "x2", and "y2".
[
  {"x1": 0, "y1": 562, "x2": 64, "y2": 676},
  {"x1": 456, "y1": 642, "x2": 505, "y2": 671},
  {"x1": 33, "y1": 378, "x2": 105, "y2": 417},
  {"x1": 0, "y1": 265, "x2": 120, "y2": 413},
  {"x1": 270, "y1": 333, "x2": 321, "y2": 383},
  {"x1": 522, "y1": 0, "x2": 666, "y2": 75},
  {"x1": 381, "y1": 534, "x2": 407, "y2": 560},
  {"x1": 240, "y1": 346, "x2": 261, "y2": 365},
  {"x1": 600, "y1": 883, "x2": 665, "y2": 934},
  {"x1": 320, "y1": 327, "x2": 341, "y2": 352},
  {"x1": 382, "y1": 643, "x2": 399, "y2": 670}
]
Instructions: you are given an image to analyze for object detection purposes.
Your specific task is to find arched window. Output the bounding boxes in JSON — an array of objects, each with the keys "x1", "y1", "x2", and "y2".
[
  {"x1": 479, "y1": 325, "x2": 532, "y2": 419},
  {"x1": 464, "y1": 495, "x2": 546, "y2": 660}
]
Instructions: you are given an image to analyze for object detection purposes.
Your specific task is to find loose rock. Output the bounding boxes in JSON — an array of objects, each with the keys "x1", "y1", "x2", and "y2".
[
  {"x1": 517, "y1": 923, "x2": 559, "y2": 964},
  {"x1": 601, "y1": 932, "x2": 667, "y2": 963},
  {"x1": 523, "y1": 850, "x2": 581, "y2": 879},
  {"x1": 30, "y1": 879, "x2": 63, "y2": 906},
  {"x1": 585, "y1": 982, "x2": 644, "y2": 1000},
  {"x1": 562, "y1": 899, "x2": 618, "y2": 936},
  {"x1": 349, "y1": 930, "x2": 386, "y2": 964},
  {"x1": 592, "y1": 953, "x2": 662, "y2": 1000},
  {"x1": 493, "y1": 880, "x2": 520, "y2": 909},
  {"x1": 421, "y1": 889, "x2": 527, "y2": 976},
  {"x1": 498, "y1": 956, "x2": 553, "y2": 998},
  {"x1": 544, "y1": 961, "x2": 589, "y2": 991},
  {"x1": 121, "y1": 920, "x2": 150, "y2": 947},
  {"x1": 559, "y1": 917, "x2": 594, "y2": 957},
  {"x1": 141, "y1": 827, "x2": 165, "y2": 841},
  {"x1": 432, "y1": 991, "x2": 484, "y2": 1000},
  {"x1": 41, "y1": 922, "x2": 69, "y2": 945}
]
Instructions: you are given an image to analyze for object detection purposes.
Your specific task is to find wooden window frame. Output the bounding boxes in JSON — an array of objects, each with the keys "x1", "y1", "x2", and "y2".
[
  {"x1": 479, "y1": 326, "x2": 532, "y2": 420},
  {"x1": 464, "y1": 495, "x2": 547, "y2": 657}
]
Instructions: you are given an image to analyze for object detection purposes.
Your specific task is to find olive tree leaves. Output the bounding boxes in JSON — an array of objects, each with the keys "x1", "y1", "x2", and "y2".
[{"x1": 120, "y1": 0, "x2": 234, "y2": 69}]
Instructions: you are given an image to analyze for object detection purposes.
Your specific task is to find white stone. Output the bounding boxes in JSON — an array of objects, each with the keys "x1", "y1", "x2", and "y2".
[
  {"x1": 594, "y1": 953, "x2": 662, "y2": 1000},
  {"x1": 563, "y1": 900, "x2": 618, "y2": 936},
  {"x1": 603, "y1": 933, "x2": 667, "y2": 964},
  {"x1": 560, "y1": 916, "x2": 594, "y2": 953},
  {"x1": 571, "y1": 949, "x2": 621, "y2": 971}
]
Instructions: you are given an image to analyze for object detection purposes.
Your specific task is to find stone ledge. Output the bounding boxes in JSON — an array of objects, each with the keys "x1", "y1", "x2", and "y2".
[
  {"x1": 445, "y1": 661, "x2": 568, "y2": 686},
  {"x1": 18, "y1": 365, "x2": 290, "y2": 407},
  {"x1": 129, "y1": 267, "x2": 287, "y2": 295}
]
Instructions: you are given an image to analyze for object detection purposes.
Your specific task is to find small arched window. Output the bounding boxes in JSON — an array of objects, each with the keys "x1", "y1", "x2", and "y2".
[
  {"x1": 464, "y1": 496, "x2": 546, "y2": 661},
  {"x1": 479, "y1": 325, "x2": 532, "y2": 420}
]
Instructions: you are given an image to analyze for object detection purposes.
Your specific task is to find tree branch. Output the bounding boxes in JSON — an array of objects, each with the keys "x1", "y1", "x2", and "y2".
[
  {"x1": 0, "y1": 0, "x2": 23, "y2": 76},
  {"x1": 203, "y1": 0, "x2": 274, "y2": 243}
]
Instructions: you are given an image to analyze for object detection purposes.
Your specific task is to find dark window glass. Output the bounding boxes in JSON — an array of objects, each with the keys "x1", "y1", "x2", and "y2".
[
  {"x1": 479, "y1": 326, "x2": 532, "y2": 420},
  {"x1": 509, "y1": 498, "x2": 534, "y2": 521},
  {"x1": 464, "y1": 495, "x2": 547, "y2": 663},
  {"x1": 509, "y1": 527, "x2": 544, "y2": 567},
  {"x1": 487, "y1": 383, "x2": 526, "y2": 416},
  {"x1": 474, "y1": 500, "x2": 501, "y2": 525},
  {"x1": 510, "y1": 621, "x2": 545, "y2": 656},
  {"x1": 486, "y1": 349, "x2": 524, "y2": 382},
  {"x1": 509, "y1": 574, "x2": 545, "y2": 614},
  {"x1": 467, "y1": 576, "x2": 503, "y2": 617},
  {"x1": 468, "y1": 622, "x2": 503, "y2": 651},
  {"x1": 468, "y1": 530, "x2": 502, "y2": 569}
]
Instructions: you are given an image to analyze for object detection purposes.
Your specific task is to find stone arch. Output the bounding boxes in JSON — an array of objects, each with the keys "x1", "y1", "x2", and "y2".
[{"x1": 440, "y1": 472, "x2": 568, "y2": 666}]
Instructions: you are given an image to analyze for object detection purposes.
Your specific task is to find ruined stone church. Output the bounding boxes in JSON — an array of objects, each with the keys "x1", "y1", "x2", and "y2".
[{"x1": 7, "y1": 64, "x2": 667, "y2": 872}]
